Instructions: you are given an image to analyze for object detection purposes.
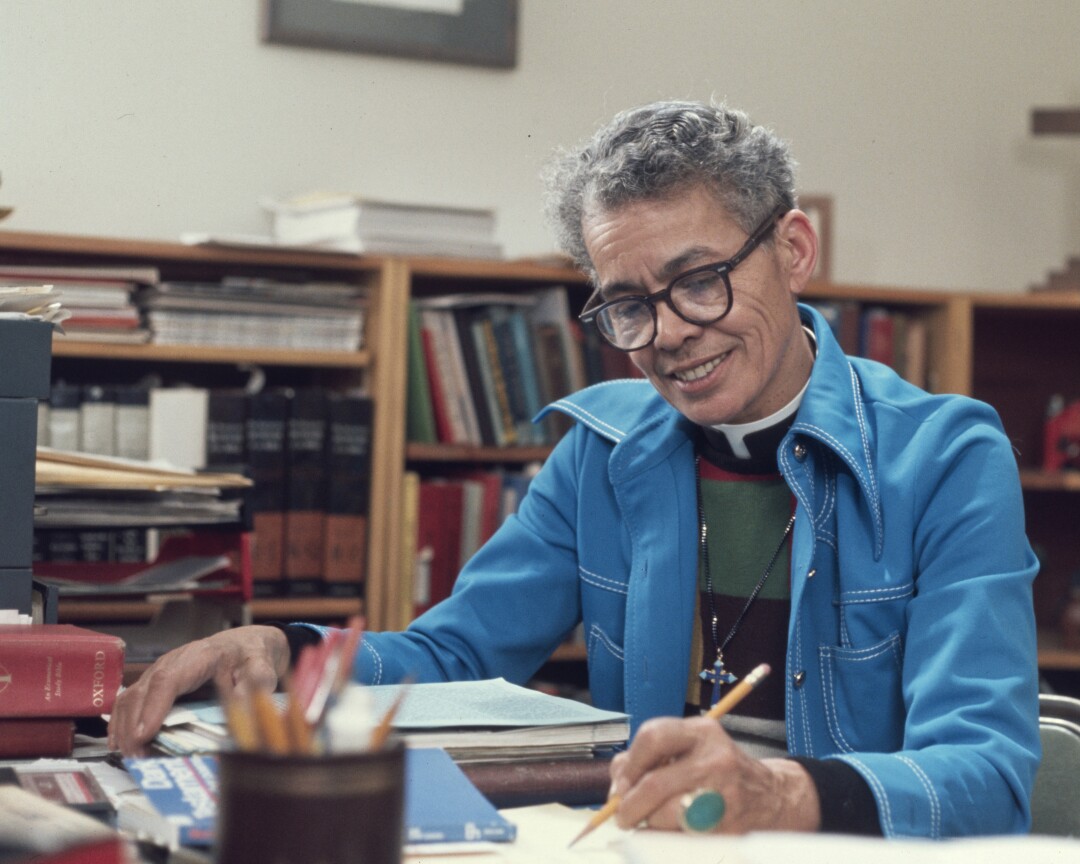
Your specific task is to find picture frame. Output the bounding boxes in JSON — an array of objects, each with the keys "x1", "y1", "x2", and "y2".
[
  {"x1": 260, "y1": 0, "x2": 518, "y2": 69},
  {"x1": 799, "y1": 194, "x2": 833, "y2": 282}
]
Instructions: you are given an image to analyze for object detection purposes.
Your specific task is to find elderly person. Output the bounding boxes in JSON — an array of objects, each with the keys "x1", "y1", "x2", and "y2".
[{"x1": 110, "y1": 100, "x2": 1039, "y2": 839}]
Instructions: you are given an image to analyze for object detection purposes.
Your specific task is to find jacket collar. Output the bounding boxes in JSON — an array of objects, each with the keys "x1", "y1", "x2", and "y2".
[
  {"x1": 543, "y1": 303, "x2": 884, "y2": 553},
  {"x1": 791, "y1": 303, "x2": 884, "y2": 558}
]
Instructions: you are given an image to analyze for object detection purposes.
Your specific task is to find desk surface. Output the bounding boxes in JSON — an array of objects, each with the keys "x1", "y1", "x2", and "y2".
[{"x1": 404, "y1": 805, "x2": 1080, "y2": 864}]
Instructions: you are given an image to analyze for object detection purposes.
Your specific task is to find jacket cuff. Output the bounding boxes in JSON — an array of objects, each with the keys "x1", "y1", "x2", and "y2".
[
  {"x1": 787, "y1": 756, "x2": 882, "y2": 835},
  {"x1": 263, "y1": 621, "x2": 323, "y2": 667}
]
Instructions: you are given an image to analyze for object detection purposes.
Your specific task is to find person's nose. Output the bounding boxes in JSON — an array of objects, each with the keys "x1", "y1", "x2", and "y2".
[{"x1": 652, "y1": 298, "x2": 701, "y2": 350}]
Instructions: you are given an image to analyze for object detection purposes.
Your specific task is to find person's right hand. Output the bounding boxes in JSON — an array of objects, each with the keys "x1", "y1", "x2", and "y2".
[{"x1": 107, "y1": 624, "x2": 291, "y2": 756}]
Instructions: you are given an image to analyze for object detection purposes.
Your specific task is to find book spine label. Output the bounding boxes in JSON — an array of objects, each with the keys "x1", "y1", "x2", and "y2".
[
  {"x1": 246, "y1": 390, "x2": 290, "y2": 595},
  {"x1": 283, "y1": 389, "x2": 327, "y2": 594},
  {"x1": 322, "y1": 394, "x2": 374, "y2": 594}
]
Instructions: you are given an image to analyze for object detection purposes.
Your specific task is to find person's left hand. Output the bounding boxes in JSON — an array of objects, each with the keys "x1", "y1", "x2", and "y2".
[{"x1": 608, "y1": 715, "x2": 821, "y2": 833}]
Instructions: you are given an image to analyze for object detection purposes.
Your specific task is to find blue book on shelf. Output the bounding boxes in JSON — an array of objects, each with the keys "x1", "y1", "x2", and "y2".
[{"x1": 405, "y1": 747, "x2": 516, "y2": 843}]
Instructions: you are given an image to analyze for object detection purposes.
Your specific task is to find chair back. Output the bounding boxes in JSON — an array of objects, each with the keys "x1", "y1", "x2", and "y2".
[{"x1": 1031, "y1": 695, "x2": 1080, "y2": 836}]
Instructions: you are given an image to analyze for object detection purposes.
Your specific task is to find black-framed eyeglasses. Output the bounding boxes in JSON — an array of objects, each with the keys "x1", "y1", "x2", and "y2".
[{"x1": 579, "y1": 204, "x2": 788, "y2": 352}]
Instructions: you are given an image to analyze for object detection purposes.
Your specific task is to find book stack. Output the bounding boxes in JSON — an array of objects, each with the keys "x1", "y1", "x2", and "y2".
[
  {"x1": 0, "y1": 623, "x2": 125, "y2": 758},
  {"x1": 0, "y1": 263, "x2": 155, "y2": 345},
  {"x1": 263, "y1": 193, "x2": 503, "y2": 259},
  {"x1": 32, "y1": 447, "x2": 252, "y2": 602},
  {"x1": 407, "y1": 287, "x2": 641, "y2": 448},
  {"x1": 138, "y1": 277, "x2": 367, "y2": 352},
  {"x1": 1030, "y1": 256, "x2": 1080, "y2": 292}
]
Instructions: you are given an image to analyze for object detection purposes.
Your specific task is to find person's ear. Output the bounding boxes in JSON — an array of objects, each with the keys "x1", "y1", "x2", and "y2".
[{"x1": 777, "y1": 209, "x2": 818, "y2": 296}]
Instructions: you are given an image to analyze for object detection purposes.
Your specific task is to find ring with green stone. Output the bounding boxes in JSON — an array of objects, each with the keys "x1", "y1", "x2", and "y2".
[{"x1": 677, "y1": 788, "x2": 726, "y2": 833}]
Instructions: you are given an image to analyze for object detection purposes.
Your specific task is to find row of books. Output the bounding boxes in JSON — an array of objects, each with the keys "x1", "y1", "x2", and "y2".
[
  {"x1": 0, "y1": 263, "x2": 368, "y2": 350},
  {"x1": 810, "y1": 300, "x2": 931, "y2": 389},
  {"x1": 37, "y1": 385, "x2": 375, "y2": 599},
  {"x1": 407, "y1": 287, "x2": 640, "y2": 448},
  {"x1": 404, "y1": 466, "x2": 539, "y2": 620}
]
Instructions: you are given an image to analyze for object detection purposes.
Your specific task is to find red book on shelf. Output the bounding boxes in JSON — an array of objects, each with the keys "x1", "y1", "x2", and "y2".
[
  {"x1": 419, "y1": 325, "x2": 455, "y2": 444},
  {"x1": 414, "y1": 480, "x2": 465, "y2": 616},
  {"x1": 0, "y1": 624, "x2": 125, "y2": 718},
  {"x1": 0, "y1": 717, "x2": 76, "y2": 757}
]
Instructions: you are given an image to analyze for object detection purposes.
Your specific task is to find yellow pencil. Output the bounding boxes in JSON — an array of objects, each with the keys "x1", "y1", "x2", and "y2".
[
  {"x1": 369, "y1": 679, "x2": 412, "y2": 750},
  {"x1": 283, "y1": 676, "x2": 317, "y2": 756},
  {"x1": 251, "y1": 687, "x2": 291, "y2": 755},
  {"x1": 223, "y1": 691, "x2": 260, "y2": 753},
  {"x1": 567, "y1": 663, "x2": 772, "y2": 848}
]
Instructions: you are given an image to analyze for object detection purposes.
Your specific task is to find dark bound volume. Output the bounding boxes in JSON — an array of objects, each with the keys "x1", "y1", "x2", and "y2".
[
  {"x1": 284, "y1": 388, "x2": 327, "y2": 595},
  {"x1": 245, "y1": 389, "x2": 290, "y2": 596},
  {"x1": 0, "y1": 717, "x2": 76, "y2": 757},
  {"x1": 453, "y1": 306, "x2": 498, "y2": 446},
  {"x1": 322, "y1": 392, "x2": 374, "y2": 597},
  {"x1": 205, "y1": 389, "x2": 248, "y2": 474}
]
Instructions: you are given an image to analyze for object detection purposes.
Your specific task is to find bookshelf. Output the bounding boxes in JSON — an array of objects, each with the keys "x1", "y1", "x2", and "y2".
[
  {"x1": 395, "y1": 269, "x2": 1080, "y2": 677},
  {"x1": 0, "y1": 230, "x2": 393, "y2": 629},
  {"x1": 4, "y1": 229, "x2": 1080, "y2": 675}
]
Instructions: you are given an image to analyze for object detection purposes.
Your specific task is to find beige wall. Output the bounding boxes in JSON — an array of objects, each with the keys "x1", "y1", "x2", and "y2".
[{"x1": 3, "y1": 1, "x2": 1079, "y2": 292}]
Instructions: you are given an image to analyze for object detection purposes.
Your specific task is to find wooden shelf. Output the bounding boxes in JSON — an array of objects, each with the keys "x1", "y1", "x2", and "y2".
[
  {"x1": 52, "y1": 337, "x2": 370, "y2": 368},
  {"x1": 249, "y1": 596, "x2": 363, "y2": 621},
  {"x1": 1038, "y1": 629, "x2": 1080, "y2": 670},
  {"x1": 0, "y1": 229, "x2": 385, "y2": 271},
  {"x1": 58, "y1": 593, "x2": 244, "y2": 622},
  {"x1": 1020, "y1": 469, "x2": 1080, "y2": 492},
  {"x1": 406, "y1": 442, "x2": 552, "y2": 464}
]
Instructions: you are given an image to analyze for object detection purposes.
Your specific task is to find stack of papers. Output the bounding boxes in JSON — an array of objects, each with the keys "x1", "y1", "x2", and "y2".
[
  {"x1": 261, "y1": 193, "x2": 503, "y2": 259},
  {"x1": 369, "y1": 678, "x2": 629, "y2": 763},
  {"x1": 138, "y1": 277, "x2": 367, "y2": 352},
  {"x1": 155, "y1": 678, "x2": 629, "y2": 763}
]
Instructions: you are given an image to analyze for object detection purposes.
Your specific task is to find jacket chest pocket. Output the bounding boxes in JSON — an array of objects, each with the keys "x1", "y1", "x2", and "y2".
[
  {"x1": 837, "y1": 580, "x2": 914, "y2": 648},
  {"x1": 578, "y1": 564, "x2": 629, "y2": 709},
  {"x1": 819, "y1": 631, "x2": 904, "y2": 753}
]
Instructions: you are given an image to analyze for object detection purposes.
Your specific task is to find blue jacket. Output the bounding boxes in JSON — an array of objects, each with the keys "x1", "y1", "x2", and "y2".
[{"x1": 355, "y1": 303, "x2": 1040, "y2": 838}]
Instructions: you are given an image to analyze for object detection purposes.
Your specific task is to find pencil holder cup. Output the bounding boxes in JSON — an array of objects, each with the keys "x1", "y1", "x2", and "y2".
[{"x1": 214, "y1": 740, "x2": 406, "y2": 864}]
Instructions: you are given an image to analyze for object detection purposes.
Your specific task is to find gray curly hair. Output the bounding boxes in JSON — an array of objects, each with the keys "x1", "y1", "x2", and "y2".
[{"x1": 542, "y1": 100, "x2": 798, "y2": 280}]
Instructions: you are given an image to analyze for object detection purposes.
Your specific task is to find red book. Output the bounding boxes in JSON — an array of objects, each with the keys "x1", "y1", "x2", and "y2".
[
  {"x1": 860, "y1": 307, "x2": 895, "y2": 366},
  {"x1": 0, "y1": 624, "x2": 125, "y2": 717},
  {"x1": 420, "y1": 325, "x2": 455, "y2": 443},
  {"x1": 0, "y1": 717, "x2": 75, "y2": 757},
  {"x1": 414, "y1": 481, "x2": 465, "y2": 616}
]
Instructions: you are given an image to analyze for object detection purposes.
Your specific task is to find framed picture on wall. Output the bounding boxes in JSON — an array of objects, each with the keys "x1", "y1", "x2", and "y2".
[
  {"x1": 260, "y1": 0, "x2": 518, "y2": 68},
  {"x1": 799, "y1": 194, "x2": 833, "y2": 282}
]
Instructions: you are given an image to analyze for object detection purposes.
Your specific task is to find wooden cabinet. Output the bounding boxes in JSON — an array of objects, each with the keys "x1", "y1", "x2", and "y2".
[{"x1": 4, "y1": 229, "x2": 1079, "y2": 674}]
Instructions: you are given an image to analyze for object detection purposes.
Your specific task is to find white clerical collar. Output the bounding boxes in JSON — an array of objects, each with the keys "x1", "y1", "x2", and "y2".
[{"x1": 708, "y1": 326, "x2": 815, "y2": 460}]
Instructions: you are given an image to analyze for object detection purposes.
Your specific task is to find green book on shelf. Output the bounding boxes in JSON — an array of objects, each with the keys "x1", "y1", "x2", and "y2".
[{"x1": 406, "y1": 302, "x2": 437, "y2": 444}]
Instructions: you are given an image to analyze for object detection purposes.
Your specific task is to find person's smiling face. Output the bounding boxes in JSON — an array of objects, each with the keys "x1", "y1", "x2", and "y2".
[{"x1": 582, "y1": 186, "x2": 817, "y2": 427}]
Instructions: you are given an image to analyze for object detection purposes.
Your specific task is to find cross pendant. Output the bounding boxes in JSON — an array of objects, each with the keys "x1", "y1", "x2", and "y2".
[{"x1": 699, "y1": 654, "x2": 739, "y2": 707}]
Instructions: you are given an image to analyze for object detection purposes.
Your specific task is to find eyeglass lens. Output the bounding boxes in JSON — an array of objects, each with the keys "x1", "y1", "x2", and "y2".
[{"x1": 595, "y1": 269, "x2": 731, "y2": 350}]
